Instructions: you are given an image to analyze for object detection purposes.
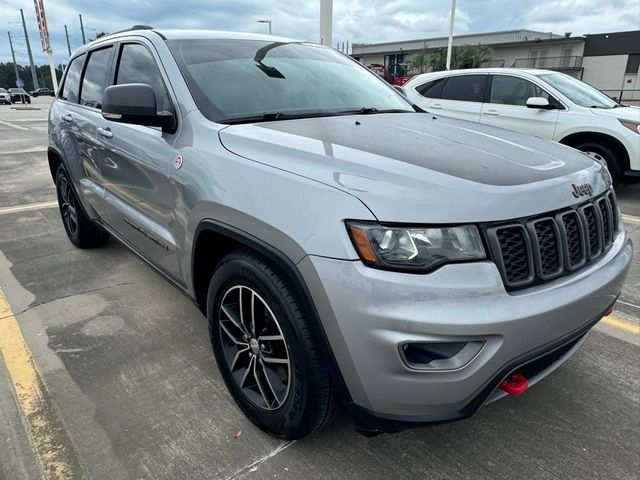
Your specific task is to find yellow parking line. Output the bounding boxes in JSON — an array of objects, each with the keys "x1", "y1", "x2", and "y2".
[
  {"x1": 622, "y1": 214, "x2": 640, "y2": 225},
  {"x1": 0, "y1": 288, "x2": 83, "y2": 479},
  {"x1": 0, "y1": 200, "x2": 58, "y2": 216},
  {"x1": 600, "y1": 315, "x2": 640, "y2": 335}
]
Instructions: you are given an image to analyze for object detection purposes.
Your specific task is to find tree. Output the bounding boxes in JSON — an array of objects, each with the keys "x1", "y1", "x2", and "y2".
[
  {"x1": 428, "y1": 44, "x2": 493, "y2": 72},
  {"x1": 89, "y1": 31, "x2": 108, "y2": 42},
  {"x1": 409, "y1": 52, "x2": 429, "y2": 74}
]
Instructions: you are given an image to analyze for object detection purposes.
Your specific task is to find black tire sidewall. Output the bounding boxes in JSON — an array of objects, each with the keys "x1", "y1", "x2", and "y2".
[{"x1": 207, "y1": 254, "x2": 319, "y2": 439}]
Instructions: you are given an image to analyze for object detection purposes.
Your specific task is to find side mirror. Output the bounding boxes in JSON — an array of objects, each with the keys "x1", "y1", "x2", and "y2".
[
  {"x1": 525, "y1": 97, "x2": 553, "y2": 109},
  {"x1": 102, "y1": 83, "x2": 176, "y2": 132}
]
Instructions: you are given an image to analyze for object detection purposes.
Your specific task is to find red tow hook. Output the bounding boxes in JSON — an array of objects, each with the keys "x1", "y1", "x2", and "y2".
[{"x1": 499, "y1": 373, "x2": 529, "y2": 396}]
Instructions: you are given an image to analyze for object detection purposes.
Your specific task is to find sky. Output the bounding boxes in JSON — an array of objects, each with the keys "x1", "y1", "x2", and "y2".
[{"x1": 1, "y1": 0, "x2": 638, "y2": 67}]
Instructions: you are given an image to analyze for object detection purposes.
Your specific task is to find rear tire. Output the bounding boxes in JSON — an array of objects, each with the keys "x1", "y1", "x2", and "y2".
[
  {"x1": 573, "y1": 141, "x2": 622, "y2": 184},
  {"x1": 55, "y1": 164, "x2": 109, "y2": 248},
  {"x1": 207, "y1": 250, "x2": 337, "y2": 439}
]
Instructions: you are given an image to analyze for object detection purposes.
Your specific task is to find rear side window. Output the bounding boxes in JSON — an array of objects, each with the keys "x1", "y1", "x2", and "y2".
[
  {"x1": 60, "y1": 54, "x2": 85, "y2": 103},
  {"x1": 489, "y1": 75, "x2": 551, "y2": 106},
  {"x1": 80, "y1": 47, "x2": 113, "y2": 109},
  {"x1": 116, "y1": 43, "x2": 173, "y2": 113},
  {"x1": 415, "y1": 78, "x2": 445, "y2": 98},
  {"x1": 441, "y1": 75, "x2": 486, "y2": 102}
]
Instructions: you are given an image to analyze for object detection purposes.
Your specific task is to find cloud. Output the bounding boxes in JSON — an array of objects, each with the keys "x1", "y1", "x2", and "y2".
[{"x1": 0, "y1": 0, "x2": 637, "y2": 68}]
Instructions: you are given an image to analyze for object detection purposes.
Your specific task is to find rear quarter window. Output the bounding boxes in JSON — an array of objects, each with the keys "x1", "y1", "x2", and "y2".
[
  {"x1": 60, "y1": 54, "x2": 86, "y2": 103},
  {"x1": 415, "y1": 78, "x2": 446, "y2": 98}
]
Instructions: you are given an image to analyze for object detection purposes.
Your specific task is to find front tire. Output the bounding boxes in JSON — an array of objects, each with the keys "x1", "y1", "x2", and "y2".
[
  {"x1": 207, "y1": 250, "x2": 337, "y2": 439},
  {"x1": 55, "y1": 164, "x2": 109, "y2": 248}
]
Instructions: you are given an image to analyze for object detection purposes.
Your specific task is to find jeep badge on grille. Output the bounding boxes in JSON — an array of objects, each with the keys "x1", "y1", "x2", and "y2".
[{"x1": 571, "y1": 183, "x2": 593, "y2": 198}]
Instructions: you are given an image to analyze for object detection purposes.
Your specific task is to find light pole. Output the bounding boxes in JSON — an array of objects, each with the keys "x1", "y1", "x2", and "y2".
[
  {"x1": 320, "y1": 0, "x2": 332, "y2": 46},
  {"x1": 257, "y1": 19, "x2": 272, "y2": 35},
  {"x1": 445, "y1": 0, "x2": 456, "y2": 70}
]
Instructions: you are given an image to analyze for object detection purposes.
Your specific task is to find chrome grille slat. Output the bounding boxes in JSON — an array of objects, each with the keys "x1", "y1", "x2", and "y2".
[{"x1": 485, "y1": 189, "x2": 618, "y2": 290}]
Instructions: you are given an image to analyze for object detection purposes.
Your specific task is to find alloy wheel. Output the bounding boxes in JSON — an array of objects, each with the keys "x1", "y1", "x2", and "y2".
[
  {"x1": 58, "y1": 176, "x2": 78, "y2": 236},
  {"x1": 218, "y1": 285, "x2": 291, "y2": 410}
]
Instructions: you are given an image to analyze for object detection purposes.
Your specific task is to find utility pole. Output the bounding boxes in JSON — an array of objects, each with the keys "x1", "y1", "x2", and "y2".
[
  {"x1": 20, "y1": 8, "x2": 39, "y2": 90},
  {"x1": 64, "y1": 24, "x2": 72, "y2": 56},
  {"x1": 320, "y1": 0, "x2": 332, "y2": 46},
  {"x1": 445, "y1": 0, "x2": 456, "y2": 70},
  {"x1": 7, "y1": 31, "x2": 21, "y2": 88},
  {"x1": 79, "y1": 14, "x2": 86, "y2": 44}
]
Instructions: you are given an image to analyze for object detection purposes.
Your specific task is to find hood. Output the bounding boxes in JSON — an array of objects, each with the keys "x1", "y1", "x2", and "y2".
[
  {"x1": 590, "y1": 105, "x2": 640, "y2": 122},
  {"x1": 219, "y1": 113, "x2": 610, "y2": 223}
]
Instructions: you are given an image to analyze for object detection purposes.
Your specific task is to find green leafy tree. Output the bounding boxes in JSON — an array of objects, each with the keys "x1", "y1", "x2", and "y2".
[
  {"x1": 409, "y1": 52, "x2": 429, "y2": 74},
  {"x1": 428, "y1": 44, "x2": 493, "y2": 72}
]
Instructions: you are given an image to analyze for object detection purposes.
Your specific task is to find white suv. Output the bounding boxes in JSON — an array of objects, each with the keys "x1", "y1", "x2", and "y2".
[{"x1": 403, "y1": 68, "x2": 640, "y2": 182}]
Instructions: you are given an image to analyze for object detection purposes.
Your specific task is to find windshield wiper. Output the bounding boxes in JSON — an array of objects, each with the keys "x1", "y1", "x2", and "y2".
[{"x1": 338, "y1": 107, "x2": 414, "y2": 115}]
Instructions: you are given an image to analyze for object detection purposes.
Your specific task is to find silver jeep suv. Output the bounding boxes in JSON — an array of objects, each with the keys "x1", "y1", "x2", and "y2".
[{"x1": 48, "y1": 27, "x2": 633, "y2": 439}]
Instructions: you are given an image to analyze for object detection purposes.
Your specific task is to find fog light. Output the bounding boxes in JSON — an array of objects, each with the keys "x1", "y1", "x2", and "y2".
[{"x1": 400, "y1": 341, "x2": 484, "y2": 371}]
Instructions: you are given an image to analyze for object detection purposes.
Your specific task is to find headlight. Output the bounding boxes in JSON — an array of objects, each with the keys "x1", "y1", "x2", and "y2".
[
  {"x1": 619, "y1": 119, "x2": 640, "y2": 134},
  {"x1": 346, "y1": 221, "x2": 486, "y2": 272}
]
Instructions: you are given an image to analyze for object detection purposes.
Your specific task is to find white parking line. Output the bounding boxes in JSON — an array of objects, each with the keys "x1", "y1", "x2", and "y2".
[
  {"x1": 0, "y1": 119, "x2": 29, "y2": 131},
  {"x1": 0, "y1": 147, "x2": 47, "y2": 156}
]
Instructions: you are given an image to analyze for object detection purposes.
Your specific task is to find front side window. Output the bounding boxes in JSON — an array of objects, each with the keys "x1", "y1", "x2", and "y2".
[
  {"x1": 166, "y1": 39, "x2": 413, "y2": 123},
  {"x1": 116, "y1": 43, "x2": 173, "y2": 113},
  {"x1": 61, "y1": 54, "x2": 85, "y2": 103},
  {"x1": 489, "y1": 75, "x2": 551, "y2": 106},
  {"x1": 80, "y1": 47, "x2": 113, "y2": 109},
  {"x1": 440, "y1": 75, "x2": 486, "y2": 102}
]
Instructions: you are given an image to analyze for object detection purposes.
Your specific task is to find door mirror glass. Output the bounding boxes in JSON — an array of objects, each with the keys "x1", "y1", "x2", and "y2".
[
  {"x1": 101, "y1": 84, "x2": 176, "y2": 132},
  {"x1": 526, "y1": 96, "x2": 552, "y2": 109}
]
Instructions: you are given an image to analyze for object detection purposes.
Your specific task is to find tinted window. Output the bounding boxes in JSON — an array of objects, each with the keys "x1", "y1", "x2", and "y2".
[
  {"x1": 415, "y1": 78, "x2": 445, "y2": 98},
  {"x1": 441, "y1": 75, "x2": 486, "y2": 102},
  {"x1": 116, "y1": 44, "x2": 172, "y2": 113},
  {"x1": 61, "y1": 54, "x2": 85, "y2": 103},
  {"x1": 489, "y1": 75, "x2": 551, "y2": 106},
  {"x1": 80, "y1": 47, "x2": 113, "y2": 109}
]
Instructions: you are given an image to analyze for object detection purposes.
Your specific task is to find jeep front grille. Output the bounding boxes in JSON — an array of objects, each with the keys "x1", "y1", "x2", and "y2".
[{"x1": 484, "y1": 189, "x2": 619, "y2": 290}]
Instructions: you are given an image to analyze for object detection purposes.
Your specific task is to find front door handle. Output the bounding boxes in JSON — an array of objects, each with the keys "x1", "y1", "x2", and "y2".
[
  {"x1": 61, "y1": 114, "x2": 72, "y2": 122},
  {"x1": 430, "y1": 103, "x2": 443, "y2": 109},
  {"x1": 97, "y1": 127, "x2": 113, "y2": 139},
  {"x1": 484, "y1": 110, "x2": 499, "y2": 116}
]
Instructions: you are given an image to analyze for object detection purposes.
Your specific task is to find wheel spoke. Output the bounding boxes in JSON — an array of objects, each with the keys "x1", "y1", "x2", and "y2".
[
  {"x1": 221, "y1": 304, "x2": 248, "y2": 337},
  {"x1": 240, "y1": 355, "x2": 256, "y2": 388},
  {"x1": 258, "y1": 334, "x2": 284, "y2": 342},
  {"x1": 230, "y1": 346, "x2": 250, "y2": 371},
  {"x1": 262, "y1": 355, "x2": 288, "y2": 365},
  {"x1": 220, "y1": 320, "x2": 248, "y2": 346},
  {"x1": 259, "y1": 359, "x2": 282, "y2": 407},
  {"x1": 253, "y1": 357, "x2": 273, "y2": 408}
]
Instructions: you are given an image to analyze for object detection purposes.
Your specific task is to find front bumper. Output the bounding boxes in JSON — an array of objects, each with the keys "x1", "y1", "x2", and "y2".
[{"x1": 298, "y1": 230, "x2": 632, "y2": 430}]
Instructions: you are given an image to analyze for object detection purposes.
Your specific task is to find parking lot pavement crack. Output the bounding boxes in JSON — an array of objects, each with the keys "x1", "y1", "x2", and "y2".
[{"x1": 223, "y1": 440, "x2": 296, "y2": 480}]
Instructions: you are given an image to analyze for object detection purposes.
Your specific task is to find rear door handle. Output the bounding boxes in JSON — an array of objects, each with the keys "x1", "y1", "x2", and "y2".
[
  {"x1": 484, "y1": 110, "x2": 499, "y2": 116},
  {"x1": 97, "y1": 127, "x2": 113, "y2": 139},
  {"x1": 430, "y1": 103, "x2": 443, "y2": 109},
  {"x1": 61, "y1": 114, "x2": 72, "y2": 122}
]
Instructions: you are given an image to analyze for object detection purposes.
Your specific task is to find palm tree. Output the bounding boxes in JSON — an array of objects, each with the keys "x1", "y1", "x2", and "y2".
[
  {"x1": 428, "y1": 45, "x2": 493, "y2": 71},
  {"x1": 409, "y1": 52, "x2": 429, "y2": 74}
]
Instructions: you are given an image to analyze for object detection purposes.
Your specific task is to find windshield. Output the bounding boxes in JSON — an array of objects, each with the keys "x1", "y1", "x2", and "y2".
[
  {"x1": 166, "y1": 39, "x2": 413, "y2": 123},
  {"x1": 538, "y1": 73, "x2": 618, "y2": 108}
]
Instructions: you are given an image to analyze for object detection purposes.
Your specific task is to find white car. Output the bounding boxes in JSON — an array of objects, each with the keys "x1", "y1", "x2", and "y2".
[
  {"x1": 0, "y1": 88, "x2": 11, "y2": 105},
  {"x1": 403, "y1": 68, "x2": 640, "y2": 182}
]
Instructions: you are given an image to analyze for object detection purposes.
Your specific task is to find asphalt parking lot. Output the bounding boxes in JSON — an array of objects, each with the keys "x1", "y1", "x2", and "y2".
[{"x1": 0, "y1": 96, "x2": 638, "y2": 480}]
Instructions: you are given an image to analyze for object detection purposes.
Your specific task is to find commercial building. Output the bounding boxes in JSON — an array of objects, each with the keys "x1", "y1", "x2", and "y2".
[{"x1": 352, "y1": 29, "x2": 640, "y2": 101}]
